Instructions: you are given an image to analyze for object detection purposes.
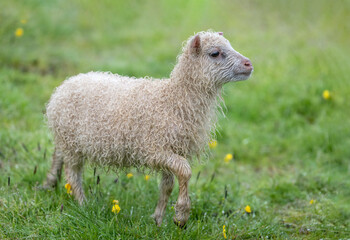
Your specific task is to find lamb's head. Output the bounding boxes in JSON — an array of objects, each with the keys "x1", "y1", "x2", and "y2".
[{"x1": 173, "y1": 31, "x2": 253, "y2": 87}]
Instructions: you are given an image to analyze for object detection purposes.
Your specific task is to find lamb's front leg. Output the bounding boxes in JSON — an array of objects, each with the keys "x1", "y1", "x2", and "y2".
[
  {"x1": 162, "y1": 154, "x2": 192, "y2": 228},
  {"x1": 152, "y1": 171, "x2": 174, "y2": 226}
]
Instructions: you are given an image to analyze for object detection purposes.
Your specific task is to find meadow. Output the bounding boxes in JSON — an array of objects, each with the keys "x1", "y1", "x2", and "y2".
[{"x1": 1, "y1": 0, "x2": 350, "y2": 239}]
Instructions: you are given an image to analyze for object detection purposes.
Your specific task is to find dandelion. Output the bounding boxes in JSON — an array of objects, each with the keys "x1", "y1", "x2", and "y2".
[
  {"x1": 209, "y1": 140, "x2": 217, "y2": 149},
  {"x1": 15, "y1": 28, "x2": 23, "y2": 37},
  {"x1": 127, "y1": 173, "x2": 133, "y2": 179},
  {"x1": 65, "y1": 183, "x2": 72, "y2": 194},
  {"x1": 245, "y1": 205, "x2": 251, "y2": 213},
  {"x1": 224, "y1": 153, "x2": 233, "y2": 163},
  {"x1": 20, "y1": 19, "x2": 27, "y2": 24},
  {"x1": 112, "y1": 200, "x2": 121, "y2": 214},
  {"x1": 322, "y1": 90, "x2": 330, "y2": 100},
  {"x1": 112, "y1": 204, "x2": 121, "y2": 214},
  {"x1": 144, "y1": 175, "x2": 150, "y2": 181},
  {"x1": 309, "y1": 199, "x2": 315, "y2": 204},
  {"x1": 222, "y1": 225, "x2": 227, "y2": 239}
]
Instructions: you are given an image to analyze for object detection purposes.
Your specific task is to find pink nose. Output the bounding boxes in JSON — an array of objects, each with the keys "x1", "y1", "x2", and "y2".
[
  {"x1": 244, "y1": 59, "x2": 252, "y2": 67},
  {"x1": 243, "y1": 59, "x2": 253, "y2": 71}
]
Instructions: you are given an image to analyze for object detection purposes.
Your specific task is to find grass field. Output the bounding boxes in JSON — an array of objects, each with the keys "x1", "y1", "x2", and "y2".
[{"x1": 1, "y1": 0, "x2": 350, "y2": 239}]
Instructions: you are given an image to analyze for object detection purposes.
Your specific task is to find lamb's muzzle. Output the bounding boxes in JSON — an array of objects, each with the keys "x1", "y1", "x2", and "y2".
[
  {"x1": 236, "y1": 58, "x2": 253, "y2": 79},
  {"x1": 244, "y1": 59, "x2": 252, "y2": 68},
  {"x1": 43, "y1": 30, "x2": 253, "y2": 228}
]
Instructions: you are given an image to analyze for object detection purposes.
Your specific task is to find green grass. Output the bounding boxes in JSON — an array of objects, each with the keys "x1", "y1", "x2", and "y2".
[{"x1": 1, "y1": 0, "x2": 350, "y2": 239}]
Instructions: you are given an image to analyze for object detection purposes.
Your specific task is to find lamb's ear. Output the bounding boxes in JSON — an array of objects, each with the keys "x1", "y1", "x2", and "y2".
[{"x1": 190, "y1": 34, "x2": 201, "y2": 55}]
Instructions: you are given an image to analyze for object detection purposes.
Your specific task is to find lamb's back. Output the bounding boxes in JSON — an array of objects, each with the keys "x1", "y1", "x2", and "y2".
[{"x1": 46, "y1": 72, "x2": 168, "y2": 161}]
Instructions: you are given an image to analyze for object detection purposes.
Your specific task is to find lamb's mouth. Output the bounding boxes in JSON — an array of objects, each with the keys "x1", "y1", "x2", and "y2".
[
  {"x1": 238, "y1": 71, "x2": 251, "y2": 76},
  {"x1": 233, "y1": 70, "x2": 253, "y2": 81}
]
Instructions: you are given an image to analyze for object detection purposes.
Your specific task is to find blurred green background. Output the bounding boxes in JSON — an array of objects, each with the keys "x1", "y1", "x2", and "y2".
[{"x1": 1, "y1": 0, "x2": 350, "y2": 239}]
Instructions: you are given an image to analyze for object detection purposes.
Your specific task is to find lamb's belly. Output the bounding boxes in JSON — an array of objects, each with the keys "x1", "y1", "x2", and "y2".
[{"x1": 76, "y1": 132, "x2": 145, "y2": 168}]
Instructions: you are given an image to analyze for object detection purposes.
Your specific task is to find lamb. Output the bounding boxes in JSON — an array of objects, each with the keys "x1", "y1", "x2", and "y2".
[{"x1": 43, "y1": 31, "x2": 253, "y2": 227}]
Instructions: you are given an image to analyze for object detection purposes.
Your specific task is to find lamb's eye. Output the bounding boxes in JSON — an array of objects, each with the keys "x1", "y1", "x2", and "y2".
[{"x1": 210, "y1": 51, "x2": 220, "y2": 58}]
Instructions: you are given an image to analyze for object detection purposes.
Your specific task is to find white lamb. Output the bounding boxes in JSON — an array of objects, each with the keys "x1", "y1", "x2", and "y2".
[{"x1": 43, "y1": 31, "x2": 253, "y2": 227}]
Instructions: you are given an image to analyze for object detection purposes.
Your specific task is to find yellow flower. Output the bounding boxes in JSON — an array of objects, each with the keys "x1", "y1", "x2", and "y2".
[
  {"x1": 15, "y1": 28, "x2": 24, "y2": 37},
  {"x1": 65, "y1": 183, "x2": 72, "y2": 194},
  {"x1": 112, "y1": 204, "x2": 121, "y2": 214},
  {"x1": 245, "y1": 205, "x2": 251, "y2": 213},
  {"x1": 112, "y1": 200, "x2": 119, "y2": 204},
  {"x1": 20, "y1": 19, "x2": 27, "y2": 24},
  {"x1": 144, "y1": 175, "x2": 150, "y2": 181},
  {"x1": 322, "y1": 90, "x2": 330, "y2": 100},
  {"x1": 127, "y1": 173, "x2": 133, "y2": 178},
  {"x1": 224, "y1": 153, "x2": 233, "y2": 163},
  {"x1": 222, "y1": 225, "x2": 227, "y2": 239},
  {"x1": 209, "y1": 140, "x2": 217, "y2": 149},
  {"x1": 309, "y1": 199, "x2": 315, "y2": 204}
]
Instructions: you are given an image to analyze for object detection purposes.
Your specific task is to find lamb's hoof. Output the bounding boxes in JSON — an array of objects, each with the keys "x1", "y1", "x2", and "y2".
[
  {"x1": 173, "y1": 217, "x2": 187, "y2": 229},
  {"x1": 151, "y1": 214, "x2": 162, "y2": 227}
]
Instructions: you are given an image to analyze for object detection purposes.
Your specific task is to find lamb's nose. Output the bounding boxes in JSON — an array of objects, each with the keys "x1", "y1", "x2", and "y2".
[
  {"x1": 244, "y1": 59, "x2": 252, "y2": 67},
  {"x1": 243, "y1": 59, "x2": 253, "y2": 71}
]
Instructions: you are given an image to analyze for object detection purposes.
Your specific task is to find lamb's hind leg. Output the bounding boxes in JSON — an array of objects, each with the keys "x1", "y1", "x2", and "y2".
[
  {"x1": 161, "y1": 154, "x2": 192, "y2": 228},
  {"x1": 64, "y1": 156, "x2": 86, "y2": 205},
  {"x1": 152, "y1": 171, "x2": 175, "y2": 226},
  {"x1": 43, "y1": 147, "x2": 64, "y2": 188}
]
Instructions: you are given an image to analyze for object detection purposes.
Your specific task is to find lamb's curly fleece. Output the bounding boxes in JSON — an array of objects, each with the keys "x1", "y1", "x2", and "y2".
[
  {"x1": 46, "y1": 32, "x2": 228, "y2": 170},
  {"x1": 45, "y1": 31, "x2": 252, "y2": 227}
]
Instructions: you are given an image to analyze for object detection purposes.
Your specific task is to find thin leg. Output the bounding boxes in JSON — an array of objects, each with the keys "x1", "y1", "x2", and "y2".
[
  {"x1": 43, "y1": 147, "x2": 64, "y2": 188},
  {"x1": 152, "y1": 171, "x2": 175, "y2": 226},
  {"x1": 161, "y1": 154, "x2": 192, "y2": 228},
  {"x1": 64, "y1": 160, "x2": 85, "y2": 205}
]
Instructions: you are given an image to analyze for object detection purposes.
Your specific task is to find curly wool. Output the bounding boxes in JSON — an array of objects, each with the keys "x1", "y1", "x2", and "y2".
[{"x1": 46, "y1": 31, "x2": 230, "y2": 171}]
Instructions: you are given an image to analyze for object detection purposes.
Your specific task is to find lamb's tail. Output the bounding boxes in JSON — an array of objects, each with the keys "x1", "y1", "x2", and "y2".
[{"x1": 43, "y1": 147, "x2": 64, "y2": 188}]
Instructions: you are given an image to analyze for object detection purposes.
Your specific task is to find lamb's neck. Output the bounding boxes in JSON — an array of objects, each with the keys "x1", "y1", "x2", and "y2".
[
  {"x1": 167, "y1": 74, "x2": 222, "y2": 121},
  {"x1": 169, "y1": 72, "x2": 220, "y2": 105}
]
